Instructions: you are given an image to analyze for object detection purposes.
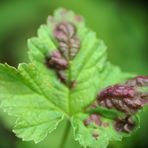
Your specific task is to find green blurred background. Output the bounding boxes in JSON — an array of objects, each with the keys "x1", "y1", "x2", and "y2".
[{"x1": 0, "y1": 0, "x2": 147, "y2": 148}]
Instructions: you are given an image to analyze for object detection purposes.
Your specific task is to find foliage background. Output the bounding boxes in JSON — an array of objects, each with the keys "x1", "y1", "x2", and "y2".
[{"x1": 0, "y1": 0, "x2": 147, "y2": 148}]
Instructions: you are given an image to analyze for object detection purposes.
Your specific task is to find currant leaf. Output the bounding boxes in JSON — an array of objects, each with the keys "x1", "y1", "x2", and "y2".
[{"x1": 0, "y1": 8, "x2": 145, "y2": 148}]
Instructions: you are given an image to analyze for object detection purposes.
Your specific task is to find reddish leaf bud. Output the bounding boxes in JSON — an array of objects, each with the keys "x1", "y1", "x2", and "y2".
[
  {"x1": 46, "y1": 51, "x2": 68, "y2": 70},
  {"x1": 115, "y1": 116, "x2": 135, "y2": 133},
  {"x1": 97, "y1": 76, "x2": 148, "y2": 115},
  {"x1": 126, "y1": 76, "x2": 148, "y2": 87},
  {"x1": 54, "y1": 22, "x2": 80, "y2": 60}
]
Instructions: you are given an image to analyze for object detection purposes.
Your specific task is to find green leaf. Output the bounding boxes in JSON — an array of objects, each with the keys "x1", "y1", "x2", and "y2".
[
  {"x1": 0, "y1": 64, "x2": 64, "y2": 143},
  {"x1": 71, "y1": 113, "x2": 139, "y2": 148},
  {"x1": 0, "y1": 8, "x2": 139, "y2": 147}
]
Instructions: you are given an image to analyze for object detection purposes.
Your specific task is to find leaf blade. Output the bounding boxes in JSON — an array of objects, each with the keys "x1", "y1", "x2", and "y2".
[{"x1": 0, "y1": 64, "x2": 64, "y2": 143}]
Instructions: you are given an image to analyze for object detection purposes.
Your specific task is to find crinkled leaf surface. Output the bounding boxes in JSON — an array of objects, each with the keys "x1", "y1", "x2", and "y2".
[
  {"x1": 0, "y1": 8, "x2": 137, "y2": 147},
  {"x1": 72, "y1": 114, "x2": 122, "y2": 148},
  {"x1": 71, "y1": 113, "x2": 139, "y2": 148},
  {"x1": 28, "y1": 8, "x2": 108, "y2": 114}
]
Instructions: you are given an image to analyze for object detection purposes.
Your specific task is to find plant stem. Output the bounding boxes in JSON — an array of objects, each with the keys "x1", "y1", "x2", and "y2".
[{"x1": 59, "y1": 120, "x2": 71, "y2": 148}]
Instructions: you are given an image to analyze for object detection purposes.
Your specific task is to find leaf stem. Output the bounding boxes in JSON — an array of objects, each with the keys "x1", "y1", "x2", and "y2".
[{"x1": 59, "y1": 120, "x2": 71, "y2": 148}]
